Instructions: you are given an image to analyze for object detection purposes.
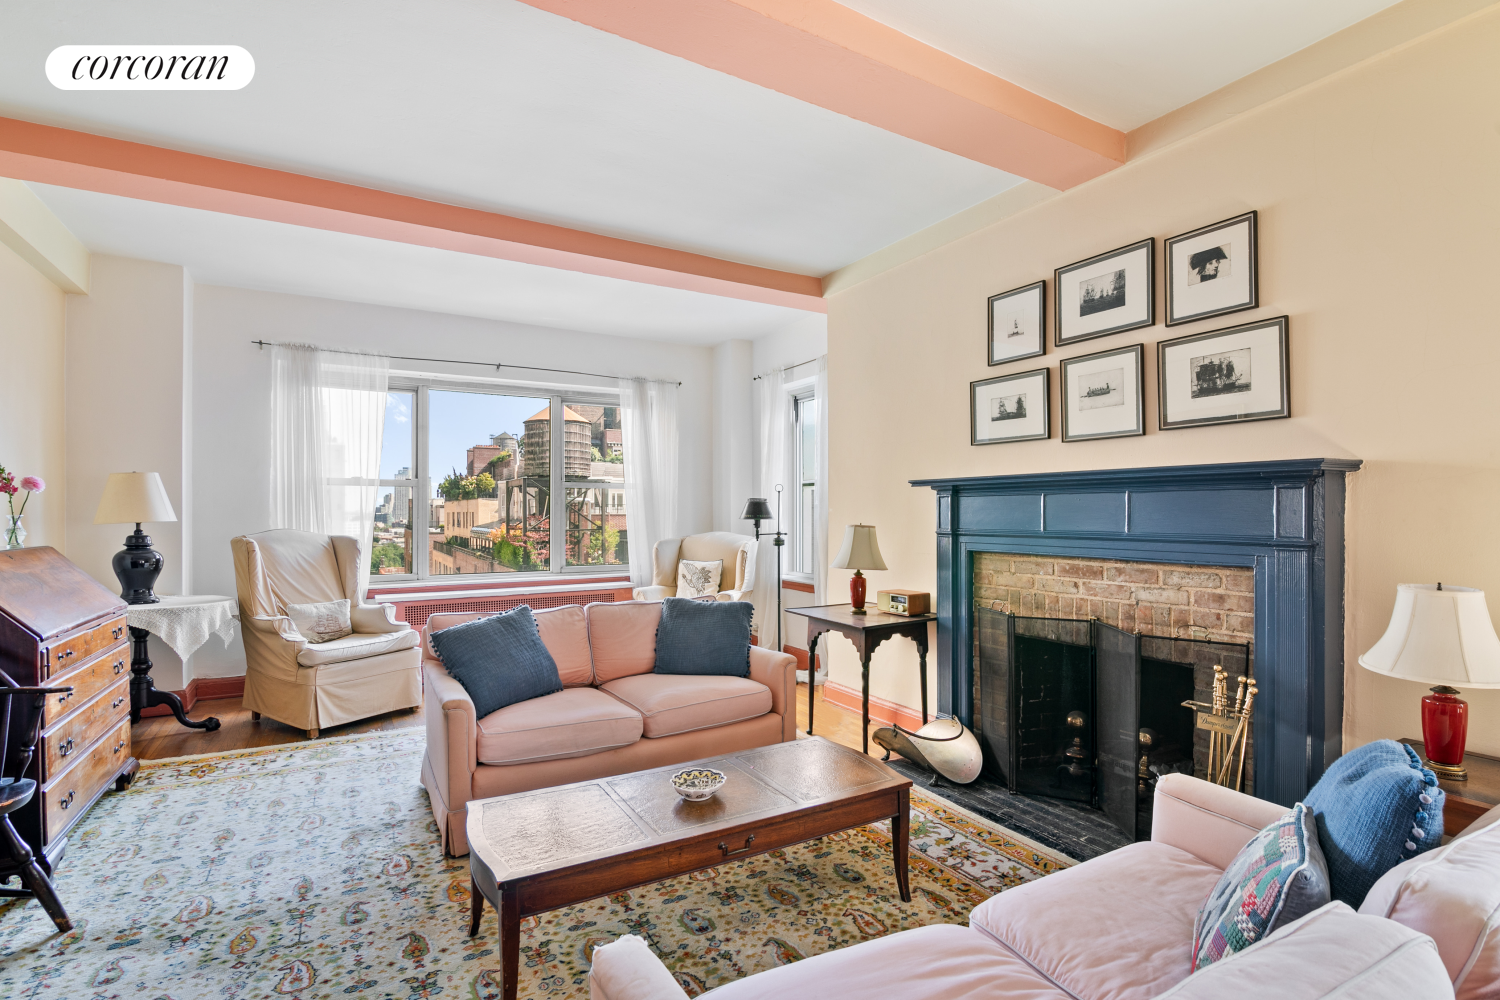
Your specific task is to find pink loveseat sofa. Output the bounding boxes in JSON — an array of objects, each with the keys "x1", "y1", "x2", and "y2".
[
  {"x1": 421, "y1": 600, "x2": 796, "y2": 856},
  {"x1": 592, "y1": 773, "x2": 1496, "y2": 1000}
]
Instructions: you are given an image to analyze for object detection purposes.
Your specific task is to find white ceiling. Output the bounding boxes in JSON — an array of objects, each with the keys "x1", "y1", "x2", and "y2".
[
  {"x1": 0, "y1": 0, "x2": 1406, "y2": 342},
  {"x1": 0, "y1": 0, "x2": 1023, "y2": 277},
  {"x1": 835, "y1": 0, "x2": 1403, "y2": 130},
  {"x1": 30, "y1": 183, "x2": 816, "y2": 345}
]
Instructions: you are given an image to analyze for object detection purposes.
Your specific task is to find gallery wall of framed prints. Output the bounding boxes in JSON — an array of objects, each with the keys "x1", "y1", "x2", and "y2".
[{"x1": 972, "y1": 208, "x2": 1288, "y2": 446}]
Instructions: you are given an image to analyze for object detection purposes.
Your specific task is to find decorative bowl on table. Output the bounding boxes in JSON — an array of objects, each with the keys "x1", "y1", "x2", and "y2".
[{"x1": 671, "y1": 767, "x2": 726, "y2": 801}]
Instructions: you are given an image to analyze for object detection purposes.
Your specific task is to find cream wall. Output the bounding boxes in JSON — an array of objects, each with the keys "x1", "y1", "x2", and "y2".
[
  {"x1": 0, "y1": 241, "x2": 66, "y2": 549},
  {"x1": 825, "y1": 10, "x2": 1500, "y2": 755}
]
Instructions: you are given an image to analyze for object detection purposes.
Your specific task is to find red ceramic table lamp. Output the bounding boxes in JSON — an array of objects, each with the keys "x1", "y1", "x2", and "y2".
[
  {"x1": 1359, "y1": 583, "x2": 1500, "y2": 780},
  {"x1": 832, "y1": 524, "x2": 886, "y2": 614}
]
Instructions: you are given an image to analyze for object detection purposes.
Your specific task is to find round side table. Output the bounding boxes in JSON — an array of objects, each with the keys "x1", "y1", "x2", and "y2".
[{"x1": 126, "y1": 595, "x2": 238, "y2": 732}]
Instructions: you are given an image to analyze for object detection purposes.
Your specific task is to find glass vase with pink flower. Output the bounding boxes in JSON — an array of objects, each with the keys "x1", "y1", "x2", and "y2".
[{"x1": 0, "y1": 466, "x2": 46, "y2": 548}]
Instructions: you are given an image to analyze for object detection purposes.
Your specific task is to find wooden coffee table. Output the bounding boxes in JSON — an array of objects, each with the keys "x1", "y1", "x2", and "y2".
[{"x1": 465, "y1": 736, "x2": 912, "y2": 1000}]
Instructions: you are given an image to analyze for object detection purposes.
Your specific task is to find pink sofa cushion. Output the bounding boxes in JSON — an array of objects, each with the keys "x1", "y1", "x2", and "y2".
[
  {"x1": 587, "y1": 601, "x2": 661, "y2": 683},
  {"x1": 703, "y1": 922, "x2": 1071, "y2": 1000},
  {"x1": 422, "y1": 605, "x2": 593, "y2": 686},
  {"x1": 1154, "y1": 902, "x2": 1453, "y2": 1000},
  {"x1": 970, "y1": 840, "x2": 1221, "y2": 1000},
  {"x1": 474, "y1": 687, "x2": 642, "y2": 765},
  {"x1": 1361, "y1": 801, "x2": 1500, "y2": 999},
  {"x1": 601, "y1": 673, "x2": 771, "y2": 738}
]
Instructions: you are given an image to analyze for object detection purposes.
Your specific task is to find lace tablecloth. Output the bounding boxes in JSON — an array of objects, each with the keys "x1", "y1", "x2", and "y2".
[{"x1": 126, "y1": 595, "x2": 239, "y2": 662}]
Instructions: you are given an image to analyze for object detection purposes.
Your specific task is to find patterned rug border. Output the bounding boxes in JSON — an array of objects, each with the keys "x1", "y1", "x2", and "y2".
[{"x1": 908, "y1": 789, "x2": 1074, "y2": 870}]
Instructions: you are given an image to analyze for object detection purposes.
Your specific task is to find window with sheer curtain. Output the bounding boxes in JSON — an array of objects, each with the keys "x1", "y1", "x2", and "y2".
[{"x1": 369, "y1": 378, "x2": 629, "y2": 582}]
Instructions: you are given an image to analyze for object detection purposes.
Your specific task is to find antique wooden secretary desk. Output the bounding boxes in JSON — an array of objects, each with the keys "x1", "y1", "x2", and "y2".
[{"x1": 0, "y1": 547, "x2": 138, "y2": 874}]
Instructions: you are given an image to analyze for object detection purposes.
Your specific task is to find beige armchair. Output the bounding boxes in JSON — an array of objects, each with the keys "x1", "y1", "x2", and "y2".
[
  {"x1": 231, "y1": 529, "x2": 422, "y2": 738},
  {"x1": 632, "y1": 532, "x2": 757, "y2": 602}
]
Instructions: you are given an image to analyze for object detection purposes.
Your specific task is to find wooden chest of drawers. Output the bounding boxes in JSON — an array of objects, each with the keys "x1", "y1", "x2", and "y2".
[{"x1": 0, "y1": 547, "x2": 138, "y2": 874}]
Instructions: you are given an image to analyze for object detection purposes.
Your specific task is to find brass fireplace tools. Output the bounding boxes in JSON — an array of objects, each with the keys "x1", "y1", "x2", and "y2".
[{"x1": 1182, "y1": 665, "x2": 1257, "y2": 793}]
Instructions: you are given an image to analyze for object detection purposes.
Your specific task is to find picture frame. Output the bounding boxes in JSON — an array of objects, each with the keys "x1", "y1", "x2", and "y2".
[
  {"x1": 1157, "y1": 316, "x2": 1289, "y2": 430},
  {"x1": 1055, "y1": 238, "x2": 1154, "y2": 345},
  {"x1": 988, "y1": 280, "x2": 1046, "y2": 365},
  {"x1": 1166, "y1": 211, "x2": 1258, "y2": 326},
  {"x1": 972, "y1": 367, "x2": 1049, "y2": 445},
  {"x1": 1061, "y1": 344, "x2": 1145, "y2": 442}
]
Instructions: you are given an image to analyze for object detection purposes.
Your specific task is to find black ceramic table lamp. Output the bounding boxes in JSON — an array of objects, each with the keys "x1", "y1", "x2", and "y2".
[{"x1": 93, "y1": 472, "x2": 177, "y2": 605}]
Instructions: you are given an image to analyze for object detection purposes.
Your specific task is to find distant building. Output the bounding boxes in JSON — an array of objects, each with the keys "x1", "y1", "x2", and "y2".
[{"x1": 390, "y1": 467, "x2": 413, "y2": 526}]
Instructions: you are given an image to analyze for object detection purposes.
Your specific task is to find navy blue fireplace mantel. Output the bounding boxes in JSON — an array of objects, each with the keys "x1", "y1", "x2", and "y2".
[{"x1": 912, "y1": 458, "x2": 1362, "y2": 807}]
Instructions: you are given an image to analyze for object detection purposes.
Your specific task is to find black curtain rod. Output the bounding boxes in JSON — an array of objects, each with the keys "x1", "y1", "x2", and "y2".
[
  {"x1": 250, "y1": 340, "x2": 680, "y2": 386},
  {"x1": 753, "y1": 356, "x2": 821, "y2": 380}
]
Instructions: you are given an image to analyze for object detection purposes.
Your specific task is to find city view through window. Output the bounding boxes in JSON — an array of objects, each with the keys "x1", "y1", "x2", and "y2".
[{"x1": 369, "y1": 388, "x2": 627, "y2": 578}]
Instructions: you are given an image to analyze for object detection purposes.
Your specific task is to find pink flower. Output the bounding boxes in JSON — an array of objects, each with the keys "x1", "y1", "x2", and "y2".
[
  {"x1": 20, "y1": 476, "x2": 44, "y2": 493},
  {"x1": 0, "y1": 473, "x2": 15, "y2": 496}
]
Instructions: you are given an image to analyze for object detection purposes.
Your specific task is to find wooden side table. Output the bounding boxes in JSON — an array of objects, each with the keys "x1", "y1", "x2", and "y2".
[
  {"x1": 1401, "y1": 738, "x2": 1500, "y2": 836},
  {"x1": 787, "y1": 604, "x2": 937, "y2": 754}
]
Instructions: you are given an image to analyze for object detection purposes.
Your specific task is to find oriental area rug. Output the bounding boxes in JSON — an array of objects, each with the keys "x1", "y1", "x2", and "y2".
[{"x1": 0, "y1": 729, "x2": 1069, "y2": 999}]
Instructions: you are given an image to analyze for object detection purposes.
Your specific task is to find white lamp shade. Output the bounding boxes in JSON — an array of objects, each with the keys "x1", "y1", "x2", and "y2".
[
  {"x1": 1358, "y1": 583, "x2": 1500, "y2": 688},
  {"x1": 93, "y1": 472, "x2": 177, "y2": 525},
  {"x1": 832, "y1": 524, "x2": 887, "y2": 572}
]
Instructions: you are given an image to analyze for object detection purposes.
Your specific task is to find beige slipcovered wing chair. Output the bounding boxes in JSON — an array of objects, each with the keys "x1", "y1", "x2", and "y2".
[
  {"x1": 632, "y1": 532, "x2": 757, "y2": 602},
  {"x1": 231, "y1": 529, "x2": 422, "y2": 738}
]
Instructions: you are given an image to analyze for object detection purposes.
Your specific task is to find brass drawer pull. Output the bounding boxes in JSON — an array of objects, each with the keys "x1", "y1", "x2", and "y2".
[
  {"x1": 58, "y1": 737, "x2": 75, "y2": 757},
  {"x1": 113, "y1": 739, "x2": 126, "y2": 754},
  {"x1": 112, "y1": 625, "x2": 124, "y2": 639},
  {"x1": 113, "y1": 660, "x2": 125, "y2": 675},
  {"x1": 112, "y1": 695, "x2": 126, "y2": 709},
  {"x1": 57, "y1": 692, "x2": 71, "y2": 705},
  {"x1": 718, "y1": 833, "x2": 756, "y2": 857},
  {"x1": 59, "y1": 789, "x2": 76, "y2": 809}
]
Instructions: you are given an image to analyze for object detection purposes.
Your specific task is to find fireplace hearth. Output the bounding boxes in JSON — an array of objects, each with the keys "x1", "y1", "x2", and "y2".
[{"x1": 912, "y1": 459, "x2": 1360, "y2": 809}]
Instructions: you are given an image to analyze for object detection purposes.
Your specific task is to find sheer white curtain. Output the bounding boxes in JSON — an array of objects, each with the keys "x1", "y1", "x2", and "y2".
[
  {"x1": 809, "y1": 355, "x2": 830, "y2": 681},
  {"x1": 620, "y1": 378, "x2": 679, "y2": 589},
  {"x1": 270, "y1": 344, "x2": 389, "y2": 598},
  {"x1": 750, "y1": 369, "x2": 787, "y2": 649}
]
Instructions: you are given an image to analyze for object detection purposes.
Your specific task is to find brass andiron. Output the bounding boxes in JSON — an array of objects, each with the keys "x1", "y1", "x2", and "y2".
[{"x1": 1182, "y1": 666, "x2": 1257, "y2": 793}]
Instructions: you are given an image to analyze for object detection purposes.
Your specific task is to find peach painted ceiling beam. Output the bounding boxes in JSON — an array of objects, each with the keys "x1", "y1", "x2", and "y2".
[
  {"x1": 519, "y1": 0, "x2": 1125, "y2": 189},
  {"x1": 0, "y1": 117, "x2": 825, "y2": 311}
]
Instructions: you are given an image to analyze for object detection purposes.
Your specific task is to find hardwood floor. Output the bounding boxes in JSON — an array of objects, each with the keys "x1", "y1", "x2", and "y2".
[
  {"x1": 131, "y1": 698, "x2": 423, "y2": 761},
  {"x1": 133, "y1": 684, "x2": 872, "y2": 760}
]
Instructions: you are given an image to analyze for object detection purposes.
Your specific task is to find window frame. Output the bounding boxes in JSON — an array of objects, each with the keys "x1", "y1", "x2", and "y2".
[
  {"x1": 788, "y1": 379, "x2": 818, "y2": 581},
  {"x1": 378, "y1": 375, "x2": 629, "y2": 584}
]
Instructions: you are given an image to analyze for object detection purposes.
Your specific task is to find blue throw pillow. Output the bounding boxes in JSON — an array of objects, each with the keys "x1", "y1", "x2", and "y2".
[
  {"x1": 1192, "y1": 802, "x2": 1331, "y2": 969},
  {"x1": 654, "y1": 597, "x2": 753, "y2": 677},
  {"x1": 1303, "y1": 739, "x2": 1445, "y2": 907},
  {"x1": 429, "y1": 605, "x2": 563, "y2": 718}
]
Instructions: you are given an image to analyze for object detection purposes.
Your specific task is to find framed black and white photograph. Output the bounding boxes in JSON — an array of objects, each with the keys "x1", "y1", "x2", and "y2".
[
  {"x1": 1062, "y1": 344, "x2": 1144, "y2": 442},
  {"x1": 1055, "y1": 238, "x2": 1154, "y2": 345},
  {"x1": 988, "y1": 280, "x2": 1046, "y2": 365},
  {"x1": 972, "y1": 367, "x2": 1049, "y2": 445},
  {"x1": 1158, "y1": 316, "x2": 1289, "y2": 430},
  {"x1": 1166, "y1": 211, "x2": 1258, "y2": 326}
]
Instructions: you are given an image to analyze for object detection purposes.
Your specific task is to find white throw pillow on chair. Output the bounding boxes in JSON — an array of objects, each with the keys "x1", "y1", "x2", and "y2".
[
  {"x1": 286, "y1": 598, "x2": 354, "y2": 643},
  {"x1": 676, "y1": 559, "x2": 723, "y2": 599}
]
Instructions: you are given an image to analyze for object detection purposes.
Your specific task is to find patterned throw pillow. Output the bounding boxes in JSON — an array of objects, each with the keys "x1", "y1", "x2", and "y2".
[
  {"x1": 1304, "y1": 739, "x2": 1446, "y2": 907},
  {"x1": 285, "y1": 598, "x2": 353, "y2": 643},
  {"x1": 676, "y1": 559, "x2": 723, "y2": 599},
  {"x1": 1192, "y1": 802, "x2": 1331, "y2": 970}
]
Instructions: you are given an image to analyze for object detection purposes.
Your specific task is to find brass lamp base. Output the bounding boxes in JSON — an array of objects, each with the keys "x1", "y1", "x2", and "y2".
[{"x1": 1424, "y1": 758, "x2": 1468, "y2": 781}]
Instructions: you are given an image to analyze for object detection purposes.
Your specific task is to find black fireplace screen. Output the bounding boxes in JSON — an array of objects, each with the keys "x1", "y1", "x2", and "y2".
[{"x1": 974, "y1": 607, "x2": 1251, "y2": 840}]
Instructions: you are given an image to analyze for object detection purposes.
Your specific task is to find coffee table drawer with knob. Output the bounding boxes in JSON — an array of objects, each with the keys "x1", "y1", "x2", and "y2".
[{"x1": 466, "y1": 737, "x2": 912, "y2": 1000}]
